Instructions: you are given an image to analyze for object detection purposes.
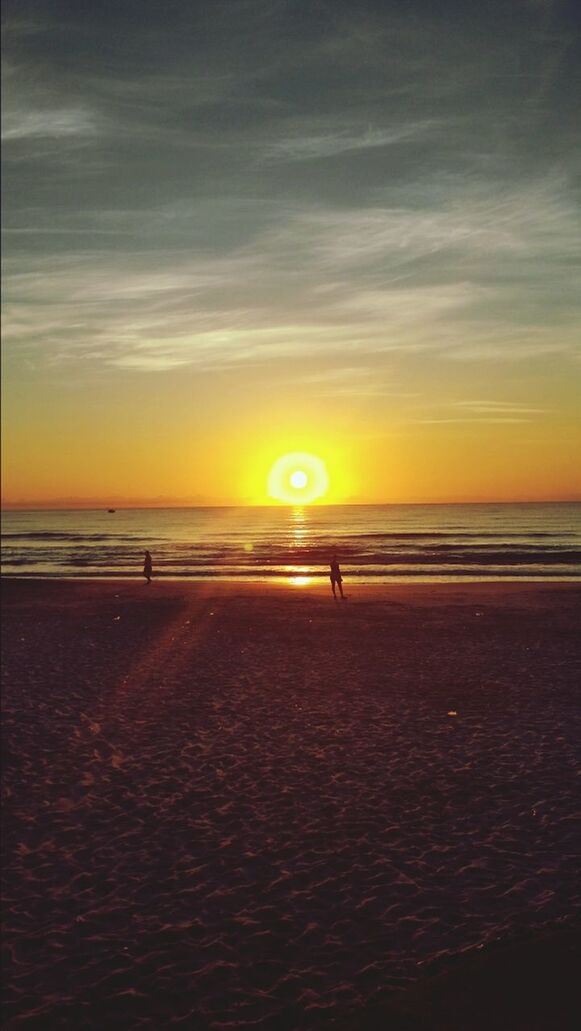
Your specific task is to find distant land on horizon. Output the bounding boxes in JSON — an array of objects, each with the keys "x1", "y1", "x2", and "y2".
[{"x1": 2, "y1": 496, "x2": 581, "y2": 511}]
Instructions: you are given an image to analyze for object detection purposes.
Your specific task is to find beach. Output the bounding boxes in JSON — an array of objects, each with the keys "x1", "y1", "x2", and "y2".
[{"x1": 2, "y1": 580, "x2": 580, "y2": 1028}]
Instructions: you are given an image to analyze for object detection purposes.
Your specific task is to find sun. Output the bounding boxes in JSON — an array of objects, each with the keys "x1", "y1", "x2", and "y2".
[
  {"x1": 267, "y1": 452, "x2": 329, "y2": 504},
  {"x1": 290, "y1": 470, "x2": 308, "y2": 489}
]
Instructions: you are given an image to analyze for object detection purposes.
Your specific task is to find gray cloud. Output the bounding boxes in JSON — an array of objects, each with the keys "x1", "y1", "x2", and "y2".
[
  {"x1": 2, "y1": 0, "x2": 580, "y2": 384},
  {"x1": 263, "y1": 122, "x2": 439, "y2": 162},
  {"x1": 2, "y1": 106, "x2": 98, "y2": 141}
]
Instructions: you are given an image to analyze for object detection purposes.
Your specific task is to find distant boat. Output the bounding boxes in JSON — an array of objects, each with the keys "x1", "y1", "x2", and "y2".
[{"x1": 107, "y1": 508, "x2": 116, "y2": 513}]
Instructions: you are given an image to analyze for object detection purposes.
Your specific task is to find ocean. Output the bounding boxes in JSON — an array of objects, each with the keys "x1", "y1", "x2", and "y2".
[{"x1": 2, "y1": 503, "x2": 580, "y2": 582}]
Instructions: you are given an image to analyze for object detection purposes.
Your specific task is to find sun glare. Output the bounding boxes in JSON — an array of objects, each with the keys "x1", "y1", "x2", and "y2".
[
  {"x1": 267, "y1": 452, "x2": 329, "y2": 504},
  {"x1": 290, "y1": 470, "x2": 308, "y2": 489}
]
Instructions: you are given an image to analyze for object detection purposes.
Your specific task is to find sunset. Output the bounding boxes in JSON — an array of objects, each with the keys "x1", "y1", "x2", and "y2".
[
  {"x1": 2, "y1": 1, "x2": 580, "y2": 1028},
  {"x1": 2, "y1": 0, "x2": 581, "y2": 510}
]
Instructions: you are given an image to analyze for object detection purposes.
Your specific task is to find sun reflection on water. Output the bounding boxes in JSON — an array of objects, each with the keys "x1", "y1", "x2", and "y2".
[
  {"x1": 287, "y1": 509, "x2": 311, "y2": 583},
  {"x1": 291, "y1": 506, "x2": 307, "y2": 546}
]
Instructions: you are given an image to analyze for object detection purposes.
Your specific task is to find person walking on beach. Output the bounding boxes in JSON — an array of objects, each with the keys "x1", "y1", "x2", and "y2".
[
  {"x1": 143, "y1": 550, "x2": 153, "y2": 584},
  {"x1": 330, "y1": 551, "x2": 344, "y2": 599}
]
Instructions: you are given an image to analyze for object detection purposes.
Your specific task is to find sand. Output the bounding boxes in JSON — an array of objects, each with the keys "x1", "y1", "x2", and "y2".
[{"x1": 2, "y1": 580, "x2": 580, "y2": 1028}]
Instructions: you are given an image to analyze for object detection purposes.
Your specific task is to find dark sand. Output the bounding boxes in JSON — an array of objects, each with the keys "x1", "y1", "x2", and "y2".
[{"x1": 2, "y1": 580, "x2": 580, "y2": 1029}]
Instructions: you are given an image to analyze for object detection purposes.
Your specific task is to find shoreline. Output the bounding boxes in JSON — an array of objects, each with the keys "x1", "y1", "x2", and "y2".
[
  {"x1": 4, "y1": 577, "x2": 581, "y2": 593},
  {"x1": 3, "y1": 574, "x2": 581, "y2": 580}
]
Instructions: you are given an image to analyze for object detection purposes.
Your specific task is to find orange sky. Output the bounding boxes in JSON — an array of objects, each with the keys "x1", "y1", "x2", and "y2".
[
  {"x1": 3, "y1": 2, "x2": 581, "y2": 508},
  {"x1": 2, "y1": 358, "x2": 580, "y2": 506}
]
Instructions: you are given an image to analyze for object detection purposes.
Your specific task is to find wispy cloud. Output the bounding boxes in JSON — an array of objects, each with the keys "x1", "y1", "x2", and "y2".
[
  {"x1": 413, "y1": 397, "x2": 554, "y2": 426},
  {"x1": 1, "y1": 106, "x2": 98, "y2": 141},
  {"x1": 451, "y1": 400, "x2": 550, "y2": 415},
  {"x1": 416, "y1": 417, "x2": 533, "y2": 425},
  {"x1": 3, "y1": 172, "x2": 580, "y2": 375},
  {"x1": 263, "y1": 122, "x2": 437, "y2": 162},
  {"x1": 2, "y1": 0, "x2": 580, "y2": 385}
]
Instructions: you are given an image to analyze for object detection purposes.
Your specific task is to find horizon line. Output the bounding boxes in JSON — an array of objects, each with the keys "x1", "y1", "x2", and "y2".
[{"x1": 2, "y1": 498, "x2": 581, "y2": 511}]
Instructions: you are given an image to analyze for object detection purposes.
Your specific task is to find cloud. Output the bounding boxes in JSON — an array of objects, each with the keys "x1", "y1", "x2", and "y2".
[
  {"x1": 2, "y1": 0, "x2": 580, "y2": 384},
  {"x1": 263, "y1": 122, "x2": 437, "y2": 162},
  {"x1": 1, "y1": 106, "x2": 98, "y2": 141},
  {"x1": 412, "y1": 397, "x2": 555, "y2": 426},
  {"x1": 450, "y1": 400, "x2": 550, "y2": 415},
  {"x1": 294, "y1": 364, "x2": 422, "y2": 399},
  {"x1": 415, "y1": 417, "x2": 533, "y2": 425},
  {"x1": 3, "y1": 172, "x2": 580, "y2": 375}
]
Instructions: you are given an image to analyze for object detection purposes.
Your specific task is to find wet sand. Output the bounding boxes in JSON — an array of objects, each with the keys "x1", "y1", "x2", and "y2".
[{"x1": 2, "y1": 580, "x2": 580, "y2": 1028}]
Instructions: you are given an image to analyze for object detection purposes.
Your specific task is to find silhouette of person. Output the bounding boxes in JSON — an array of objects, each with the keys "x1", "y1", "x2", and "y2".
[
  {"x1": 143, "y1": 550, "x2": 153, "y2": 584},
  {"x1": 330, "y1": 551, "x2": 344, "y2": 599}
]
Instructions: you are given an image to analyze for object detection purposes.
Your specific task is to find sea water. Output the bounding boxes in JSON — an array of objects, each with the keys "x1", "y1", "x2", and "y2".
[{"x1": 2, "y1": 503, "x2": 580, "y2": 582}]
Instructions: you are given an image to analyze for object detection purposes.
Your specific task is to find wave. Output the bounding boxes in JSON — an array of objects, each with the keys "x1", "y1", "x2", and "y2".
[
  {"x1": 2, "y1": 529, "x2": 575, "y2": 543},
  {"x1": 5, "y1": 546, "x2": 577, "y2": 567},
  {"x1": 4, "y1": 550, "x2": 580, "y2": 568},
  {"x1": 3, "y1": 505, "x2": 579, "y2": 581},
  {"x1": 1, "y1": 532, "x2": 135, "y2": 541},
  {"x1": 349, "y1": 530, "x2": 573, "y2": 540}
]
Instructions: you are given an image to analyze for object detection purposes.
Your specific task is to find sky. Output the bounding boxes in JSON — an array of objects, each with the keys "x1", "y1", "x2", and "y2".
[{"x1": 2, "y1": 0, "x2": 581, "y2": 506}]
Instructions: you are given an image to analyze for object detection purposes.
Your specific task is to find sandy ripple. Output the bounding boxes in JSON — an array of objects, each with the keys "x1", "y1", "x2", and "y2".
[{"x1": 2, "y1": 582, "x2": 581, "y2": 1027}]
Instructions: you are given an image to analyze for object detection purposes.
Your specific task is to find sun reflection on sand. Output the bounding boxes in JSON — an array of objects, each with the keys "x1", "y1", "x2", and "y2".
[{"x1": 287, "y1": 557, "x2": 311, "y2": 586}]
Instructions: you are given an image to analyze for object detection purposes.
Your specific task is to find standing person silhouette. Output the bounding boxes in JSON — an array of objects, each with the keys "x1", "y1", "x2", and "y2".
[
  {"x1": 330, "y1": 551, "x2": 344, "y2": 599},
  {"x1": 143, "y1": 550, "x2": 153, "y2": 584}
]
